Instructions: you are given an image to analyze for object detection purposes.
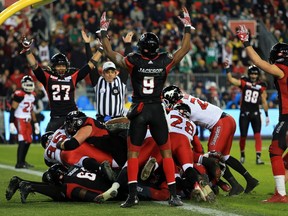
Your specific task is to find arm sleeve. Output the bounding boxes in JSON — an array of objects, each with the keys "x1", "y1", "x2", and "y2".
[
  {"x1": 89, "y1": 66, "x2": 100, "y2": 87},
  {"x1": 32, "y1": 67, "x2": 47, "y2": 86},
  {"x1": 75, "y1": 64, "x2": 91, "y2": 82},
  {"x1": 9, "y1": 108, "x2": 15, "y2": 123},
  {"x1": 118, "y1": 43, "x2": 132, "y2": 83},
  {"x1": 85, "y1": 43, "x2": 93, "y2": 62}
]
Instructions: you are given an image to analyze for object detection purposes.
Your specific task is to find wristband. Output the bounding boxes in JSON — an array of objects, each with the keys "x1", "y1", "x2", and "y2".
[
  {"x1": 25, "y1": 50, "x2": 32, "y2": 55},
  {"x1": 101, "y1": 30, "x2": 108, "y2": 38},
  {"x1": 243, "y1": 41, "x2": 250, "y2": 48},
  {"x1": 225, "y1": 66, "x2": 231, "y2": 74},
  {"x1": 98, "y1": 46, "x2": 104, "y2": 53},
  {"x1": 265, "y1": 111, "x2": 268, "y2": 117},
  {"x1": 89, "y1": 59, "x2": 98, "y2": 68},
  {"x1": 184, "y1": 26, "x2": 191, "y2": 34}
]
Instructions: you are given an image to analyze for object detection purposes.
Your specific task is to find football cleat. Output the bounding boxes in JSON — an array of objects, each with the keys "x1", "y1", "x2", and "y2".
[
  {"x1": 15, "y1": 163, "x2": 28, "y2": 169},
  {"x1": 228, "y1": 183, "x2": 244, "y2": 196},
  {"x1": 94, "y1": 188, "x2": 118, "y2": 203},
  {"x1": 100, "y1": 161, "x2": 116, "y2": 182},
  {"x1": 262, "y1": 191, "x2": 288, "y2": 203},
  {"x1": 6, "y1": 176, "x2": 23, "y2": 201},
  {"x1": 140, "y1": 157, "x2": 156, "y2": 181},
  {"x1": 256, "y1": 158, "x2": 265, "y2": 165},
  {"x1": 168, "y1": 195, "x2": 183, "y2": 206},
  {"x1": 244, "y1": 178, "x2": 259, "y2": 193},
  {"x1": 200, "y1": 180, "x2": 216, "y2": 203},
  {"x1": 19, "y1": 181, "x2": 33, "y2": 203},
  {"x1": 191, "y1": 182, "x2": 206, "y2": 202},
  {"x1": 25, "y1": 162, "x2": 34, "y2": 168},
  {"x1": 240, "y1": 157, "x2": 245, "y2": 164},
  {"x1": 120, "y1": 195, "x2": 139, "y2": 208}
]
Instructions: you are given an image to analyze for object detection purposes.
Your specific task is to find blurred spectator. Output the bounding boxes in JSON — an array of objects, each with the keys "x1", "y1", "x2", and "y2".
[
  {"x1": 9, "y1": 68, "x2": 24, "y2": 89},
  {"x1": 54, "y1": 0, "x2": 70, "y2": 20},
  {"x1": 130, "y1": 5, "x2": 144, "y2": 22},
  {"x1": 31, "y1": 9, "x2": 47, "y2": 42},
  {"x1": 38, "y1": 40, "x2": 50, "y2": 64}
]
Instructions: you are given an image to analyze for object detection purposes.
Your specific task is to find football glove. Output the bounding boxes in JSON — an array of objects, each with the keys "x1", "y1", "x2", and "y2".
[
  {"x1": 177, "y1": 7, "x2": 195, "y2": 30},
  {"x1": 100, "y1": 12, "x2": 111, "y2": 32},
  {"x1": 236, "y1": 25, "x2": 249, "y2": 42},
  {"x1": 9, "y1": 123, "x2": 17, "y2": 134},
  {"x1": 265, "y1": 116, "x2": 270, "y2": 126},
  {"x1": 20, "y1": 36, "x2": 34, "y2": 54},
  {"x1": 34, "y1": 122, "x2": 40, "y2": 134}
]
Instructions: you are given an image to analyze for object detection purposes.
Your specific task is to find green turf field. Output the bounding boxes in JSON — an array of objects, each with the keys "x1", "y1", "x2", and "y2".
[{"x1": 0, "y1": 140, "x2": 287, "y2": 216}]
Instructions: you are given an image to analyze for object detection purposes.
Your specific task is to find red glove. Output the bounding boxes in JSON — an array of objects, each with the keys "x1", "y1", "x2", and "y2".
[
  {"x1": 20, "y1": 36, "x2": 34, "y2": 54},
  {"x1": 100, "y1": 12, "x2": 111, "y2": 32},
  {"x1": 177, "y1": 7, "x2": 195, "y2": 30},
  {"x1": 236, "y1": 25, "x2": 249, "y2": 42}
]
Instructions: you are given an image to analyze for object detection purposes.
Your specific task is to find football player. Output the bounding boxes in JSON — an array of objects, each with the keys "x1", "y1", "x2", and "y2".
[
  {"x1": 9, "y1": 75, "x2": 40, "y2": 168},
  {"x1": 226, "y1": 61, "x2": 269, "y2": 165},
  {"x1": 162, "y1": 85, "x2": 259, "y2": 196}
]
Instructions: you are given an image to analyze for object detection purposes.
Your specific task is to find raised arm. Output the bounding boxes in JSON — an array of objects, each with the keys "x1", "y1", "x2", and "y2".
[
  {"x1": 20, "y1": 36, "x2": 38, "y2": 70},
  {"x1": 261, "y1": 90, "x2": 270, "y2": 126},
  {"x1": 236, "y1": 25, "x2": 284, "y2": 79},
  {"x1": 171, "y1": 7, "x2": 194, "y2": 67},
  {"x1": 224, "y1": 59, "x2": 241, "y2": 86},
  {"x1": 99, "y1": 12, "x2": 127, "y2": 70}
]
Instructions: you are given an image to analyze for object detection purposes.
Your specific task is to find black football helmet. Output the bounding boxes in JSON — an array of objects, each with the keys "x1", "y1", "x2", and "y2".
[
  {"x1": 173, "y1": 102, "x2": 191, "y2": 119},
  {"x1": 269, "y1": 42, "x2": 288, "y2": 65},
  {"x1": 137, "y1": 32, "x2": 159, "y2": 58},
  {"x1": 247, "y1": 65, "x2": 260, "y2": 82},
  {"x1": 64, "y1": 111, "x2": 87, "y2": 136},
  {"x1": 50, "y1": 53, "x2": 70, "y2": 77},
  {"x1": 41, "y1": 131, "x2": 54, "y2": 149},
  {"x1": 21, "y1": 75, "x2": 35, "y2": 93},
  {"x1": 42, "y1": 163, "x2": 68, "y2": 185},
  {"x1": 162, "y1": 85, "x2": 184, "y2": 109}
]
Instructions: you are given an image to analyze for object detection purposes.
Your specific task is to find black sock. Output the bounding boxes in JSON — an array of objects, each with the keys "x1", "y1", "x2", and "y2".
[
  {"x1": 29, "y1": 182, "x2": 65, "y2": 201},
  {"x1": 168, "y1": 183, "x2": 177, "y2": 197},
  {"x1": 17, "y1": 141, "x2": 26, "y2": 165},
  {"x1": 23, "y1": 143, "x2": 30, "y2": 163},
  {"x1": 226, "y1": 156, "x2": 250, "y2": 177},
  {"x1": 128, "y1": 182, "x2": 138, "y2": 197},
  {"x1": 184, "y1": 167, "x2": 199, "y2": 187},
  {"x1": 223, "y1": 166, "x2": 240, "y2": 187}
]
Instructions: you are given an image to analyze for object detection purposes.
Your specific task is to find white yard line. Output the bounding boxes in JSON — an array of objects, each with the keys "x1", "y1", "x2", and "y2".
[
  {"x1": 0, "y1": 164, "x2": 43, "y2": 176},
  {"x1": 156, "y1": 201, "x2": 242, "y2": 216},
  {"x1": 1, "y1": 163, "x2": 242, "y2": 216}
]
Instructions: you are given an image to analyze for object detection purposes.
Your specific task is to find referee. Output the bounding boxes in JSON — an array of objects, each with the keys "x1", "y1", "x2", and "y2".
[
  {"x1": 94, "y1": 61, "x2": 127, "y2": 122},
  {"x1": 86, "y1": 32, "x2": 133, "y2": 122}
]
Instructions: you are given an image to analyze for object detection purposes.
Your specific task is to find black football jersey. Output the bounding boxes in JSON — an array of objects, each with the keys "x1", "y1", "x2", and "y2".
[
  {"x1": 125, "y1": 52, "x2": 174, "y2": 103},
  {"x1": 240, "y1": 77, "x2": 267, "y2": 112},
  {"x1": 33, "y1": 65, "x2": 91, "y2": 116},
  {"x1": 63, "y1": 166, "x2": 111, "y2": 193}
]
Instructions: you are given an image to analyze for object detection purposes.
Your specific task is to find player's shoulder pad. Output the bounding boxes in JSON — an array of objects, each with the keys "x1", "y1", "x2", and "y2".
[
  {"x1": 14, "y1": 89, "x2": 25, "y2": 97},
  {"x1": 259, "y1": 81, "x2": 267, "y2": 87}
]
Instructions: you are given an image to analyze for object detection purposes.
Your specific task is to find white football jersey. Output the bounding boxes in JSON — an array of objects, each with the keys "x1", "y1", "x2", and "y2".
[
  {"x1": 14, "y1": 90, "x2": 35, "y2": 119},
  {"x1": 44, "y1": 129, "x2": 67, "y2": 164},
  {"x1": 167, "y1": 109, "x2": 196, "y2": 142},
  {"x1": 181, "y1": 94, "x2": 223, "y2": 129}
]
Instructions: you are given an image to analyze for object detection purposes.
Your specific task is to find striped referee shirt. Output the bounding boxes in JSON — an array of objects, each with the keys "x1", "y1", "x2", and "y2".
[{"x1": 94, "y1": 76, "x2": 126, "y2": 117}]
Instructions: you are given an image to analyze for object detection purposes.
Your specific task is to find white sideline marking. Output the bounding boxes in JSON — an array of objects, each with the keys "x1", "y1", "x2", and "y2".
[
  {"x1": 1, "y1": 163, "x2": 242, "y2": 216},
  {"x1": 0, "y1": 164, "x2": 42, "y2": 176},
  {"x1": 156, "y1": 201, "x2": 242, "y2": 216}
]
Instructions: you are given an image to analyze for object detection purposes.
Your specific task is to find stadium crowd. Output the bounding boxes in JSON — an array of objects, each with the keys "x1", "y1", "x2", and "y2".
[{"x1": 0, "y1": 0, "x2": 286, "y2": 112}]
